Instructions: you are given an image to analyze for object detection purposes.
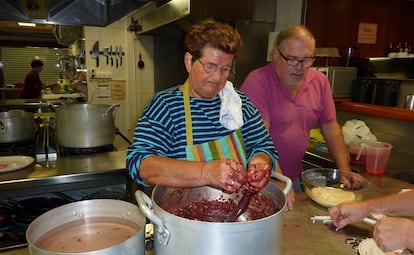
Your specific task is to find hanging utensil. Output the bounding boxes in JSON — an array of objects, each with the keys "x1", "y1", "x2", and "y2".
[
  {"x1": 116, "y1": 46, "x2": 119, "y2": 68},
  {"x1": 90, "y1": 40, "x2": 99, "y2": 67},
  {"x1": 110, "y1": 45, "x2": 114, "y2": 66},
  {"x1": 138, "y1": 53, "x2": 144, "y2": 69},
  {"x1": 103, "y1": 47, "x2": 109, "y2": 65},
  {"x1": 119, "y1": 46, "x2": 123, "y2": 66}
]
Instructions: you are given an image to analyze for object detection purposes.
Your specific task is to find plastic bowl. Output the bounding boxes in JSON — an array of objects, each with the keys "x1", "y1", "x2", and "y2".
[{"x1": 301, "y1": 168, "x2": 370, "y2": 207}]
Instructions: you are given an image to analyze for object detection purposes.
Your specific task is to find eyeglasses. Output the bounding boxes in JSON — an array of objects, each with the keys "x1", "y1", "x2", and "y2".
[
  {"x1": 197, "y1": 59, "x2": 233, "y2": 75},
  {"x1": 277, "y1": 49, "x2": 315, "y2": 67}
]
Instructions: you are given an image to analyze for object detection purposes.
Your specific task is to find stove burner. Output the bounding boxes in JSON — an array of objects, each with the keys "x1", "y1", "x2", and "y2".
[{"x1": 59, "y1": 144, "x2": 115, "y2": 156}]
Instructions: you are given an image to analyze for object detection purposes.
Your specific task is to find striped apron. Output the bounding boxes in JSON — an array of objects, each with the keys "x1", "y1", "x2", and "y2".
[{"x1": 183, "y1": 81, "x2": 247, "y2": 167}]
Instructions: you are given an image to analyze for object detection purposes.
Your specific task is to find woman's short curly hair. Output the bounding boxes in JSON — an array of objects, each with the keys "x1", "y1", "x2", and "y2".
[{"x1": 185, "y1": 19, "x2": 242, "y2": 61}]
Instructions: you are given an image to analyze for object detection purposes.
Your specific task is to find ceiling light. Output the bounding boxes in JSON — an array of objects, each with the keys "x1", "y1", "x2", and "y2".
[{"x1": 17, "y1": 22, "x2": 36, "y2": 27}]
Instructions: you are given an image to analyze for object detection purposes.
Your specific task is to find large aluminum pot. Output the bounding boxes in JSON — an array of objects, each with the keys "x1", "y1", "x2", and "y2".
[
  {"x1": 55, "y1": 104, "x2": 119, "y2": 148},
  {"x1": 136, "y1": 172, "x2": 292, "y2": 255},
  {"x1": 26, "y1": 199, "x2": 146, "y2": 255},
  {"x1": 0, "y1": 110, "x2": 35, "y2": 143}
]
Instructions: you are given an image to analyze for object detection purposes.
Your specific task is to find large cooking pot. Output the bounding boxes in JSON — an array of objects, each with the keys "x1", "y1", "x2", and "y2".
[
  {"x1": 55, "y1": 104, "x2": 119, "y2": 148},
  {"x1": 26, "y1": 199, "x2": 146, "y2": 255},
  {"x1": 0, "y1": 110, "x2": 35, "y2": 143},
  {"x1": 136, "y1": 172, "x2": 292, "y2": 255}
]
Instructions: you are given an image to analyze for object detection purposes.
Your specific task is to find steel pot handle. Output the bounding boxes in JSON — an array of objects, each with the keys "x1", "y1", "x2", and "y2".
[
  {"x1": 0, "y1": 121, "x2": 5, "y2": 134},
  {"x1": 102, "y1": 104, "x2": 120, "y2": 120},
  {"x1": 7, "y1": 109, "x2": 24, "y2": 114},
  {"x1": 135, "y1": 190, "x2": 171, "y2": 246},
  {"x1": 104, "y1": 104, "x2": 120, "y2": 114},
  {"x1": 271, "y1": 171, "x2": 292, "y2": 195}
]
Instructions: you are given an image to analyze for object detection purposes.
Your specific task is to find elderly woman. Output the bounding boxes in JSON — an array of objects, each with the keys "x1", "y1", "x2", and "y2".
[{"x1": 127, "y1": 19, "x2": 286, "y2": 202}]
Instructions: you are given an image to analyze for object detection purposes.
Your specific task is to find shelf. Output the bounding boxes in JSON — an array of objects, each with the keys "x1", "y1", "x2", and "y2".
[{"x1": 335, "y1": 99, "x2": 414, "y2": 122}]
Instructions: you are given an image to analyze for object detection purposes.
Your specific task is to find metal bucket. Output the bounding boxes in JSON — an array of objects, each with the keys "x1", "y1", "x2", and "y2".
[
  {"x1": 26, "y1": 199, "x2": 146, "y2": 255},
  {"x1": 55, "y1": 104, "x2": 119, "y2": 148},
  {"x1": 0, "y1": 110, "x2": 35, "y2": 143},
  {"x1": 136, "y1": 172, "x2": 292, "y2": 255}
]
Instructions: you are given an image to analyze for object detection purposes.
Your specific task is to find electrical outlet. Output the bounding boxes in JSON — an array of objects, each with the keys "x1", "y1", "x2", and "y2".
[{"x1": 94, "y1": 71, "x2": 112, "y2": 79}]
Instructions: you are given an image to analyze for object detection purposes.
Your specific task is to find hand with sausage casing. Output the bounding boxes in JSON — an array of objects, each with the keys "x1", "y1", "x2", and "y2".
[
  {"x1": 245, "y1": 153, "x2": 272, "y2": 193},
  {"x1": 373, "y1": 217, "x2": 414, "y2": 252},
  {"x1": 201, "y1": 158, "x2": 248, "y2": 193},
  {"x1": 328, "y1": 201, "x2": 371, "y2": 229}
]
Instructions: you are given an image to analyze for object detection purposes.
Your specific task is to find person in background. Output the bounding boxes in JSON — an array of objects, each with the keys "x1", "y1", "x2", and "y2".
[
  {"x1": 329, "y1": 189, "x2": 414, "y2": 252},
  {"x1": 127, "y1": 19, "x2": 292, "y2": 209},
  {"x1": 240, "y1": 25, "x2": 362, "y2": 193},
  {"x1": 20, "y1": 59, "x2": 56, "y2": 99}
]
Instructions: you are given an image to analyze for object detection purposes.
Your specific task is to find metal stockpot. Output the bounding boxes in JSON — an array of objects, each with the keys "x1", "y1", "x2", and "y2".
[
  {"x1": 136, "y1": 172, "x2": 292, "y2": 255},
  {"x1": 55, "y1": 104, "x2": 119, "y2": 148},
  {"x1": 0, "y1": 110, "x2": 35, "y2": 143},
  {"x1": 26, "y1": 199, "x2": 146, "y2": 255}
]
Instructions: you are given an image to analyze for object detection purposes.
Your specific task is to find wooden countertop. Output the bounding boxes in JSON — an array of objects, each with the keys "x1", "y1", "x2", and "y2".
[
  {"x1": 335, "y1": 99, "x2": 414, "y2": 122},
  {"x1": 282, "y1": 174, "x2": 413, "y2": 255}
]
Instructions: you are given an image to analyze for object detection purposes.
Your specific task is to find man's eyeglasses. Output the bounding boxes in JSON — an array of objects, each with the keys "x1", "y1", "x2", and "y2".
[
  {"x1": 197, "y1": 59, "x2": 233, "y2": 75},
  {"x1": 277, "y1": 49, "x2": 315, "y2": 67}
]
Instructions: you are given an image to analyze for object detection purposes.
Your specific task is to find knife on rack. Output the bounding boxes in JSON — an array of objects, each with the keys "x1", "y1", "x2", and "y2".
[
  {"x1": 103, "y1": 47, "x2": 109, "y2": 65},
  {"x1": 90, "y1": 40, "x2": 99, "y2": 67},
  {"x1": 110, "y1": 45, "x2": 113, "y2": 66},
  {"x1": 116, "y1": 46, "x2": 119, "y2": 68},
  {"x1": 119, "y1": 46, "x2": 123, "y2": 66}
]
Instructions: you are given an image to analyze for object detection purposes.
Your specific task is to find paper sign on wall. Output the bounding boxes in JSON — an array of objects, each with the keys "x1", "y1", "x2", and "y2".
[
  {"x1": 97, "y1": 84, "x2": 110, "y2": 98},
  {"x1": 111, "y1": 81, "x2": 126, "y2": 100},
  {"x1": 357, "y1": 23, "x2": 378, "y2": 44}
]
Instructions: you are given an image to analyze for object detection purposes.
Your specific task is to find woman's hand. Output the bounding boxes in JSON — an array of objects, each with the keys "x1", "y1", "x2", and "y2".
[
  {"x1": 246, "y1": 163, "x2": 270, "y2": 193},
  {"x1": 201, "y1": 159, "x2": 247, "y2": 193}
]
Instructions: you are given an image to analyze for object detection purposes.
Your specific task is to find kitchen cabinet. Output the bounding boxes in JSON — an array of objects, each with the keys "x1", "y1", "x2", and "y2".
[{"x1": 305, "y1": 0, "x2": 414, "y2": 58}]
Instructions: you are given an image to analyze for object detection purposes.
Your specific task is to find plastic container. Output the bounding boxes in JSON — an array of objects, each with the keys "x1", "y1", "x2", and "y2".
[
  {"x1": 358, "y1": 142, "x2": 392, "y2": 175},
  {"x1": 349, "y1": 141, "x2": 366, "y2": 166}
]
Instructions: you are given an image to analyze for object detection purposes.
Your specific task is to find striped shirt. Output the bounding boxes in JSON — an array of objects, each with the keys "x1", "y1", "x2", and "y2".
[{"x1": 126, "y1": 86, "x2": 278, "y2": 186}]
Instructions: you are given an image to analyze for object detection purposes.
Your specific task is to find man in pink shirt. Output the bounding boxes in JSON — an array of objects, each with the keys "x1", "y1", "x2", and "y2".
[{"x1": 241, "y1": 25, "x2": 352, "y2": 193}]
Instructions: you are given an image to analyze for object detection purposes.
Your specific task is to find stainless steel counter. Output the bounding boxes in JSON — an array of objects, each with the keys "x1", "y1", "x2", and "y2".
[{"x1": 0, "y1": 150, "x2": 128, "y2": 198}]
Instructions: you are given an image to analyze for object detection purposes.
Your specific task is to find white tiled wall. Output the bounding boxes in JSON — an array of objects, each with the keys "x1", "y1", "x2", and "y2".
[
  {"x1": 274, "y1": 0, "x2": 304, "y2": 31},
  {"x1": 84, "y1": 14, "x2": 154, "y2": 140},
  {"x1": 133, "y1": 35, "x2": 155, "y2": 117}
]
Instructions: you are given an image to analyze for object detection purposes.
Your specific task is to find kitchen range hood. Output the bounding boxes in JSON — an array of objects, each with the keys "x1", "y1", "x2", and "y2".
[
  {"x1": 134, "y1": 0, "x2": 253, "y2": 35},
  {"x1": 0, "y1": 0, "x2": 149, "y2": 26}
]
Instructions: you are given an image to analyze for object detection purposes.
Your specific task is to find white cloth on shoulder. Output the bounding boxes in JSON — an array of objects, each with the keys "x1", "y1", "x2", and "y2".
[{"x1": 218, "y1": 81, "x2": 243, "y2": 130}]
